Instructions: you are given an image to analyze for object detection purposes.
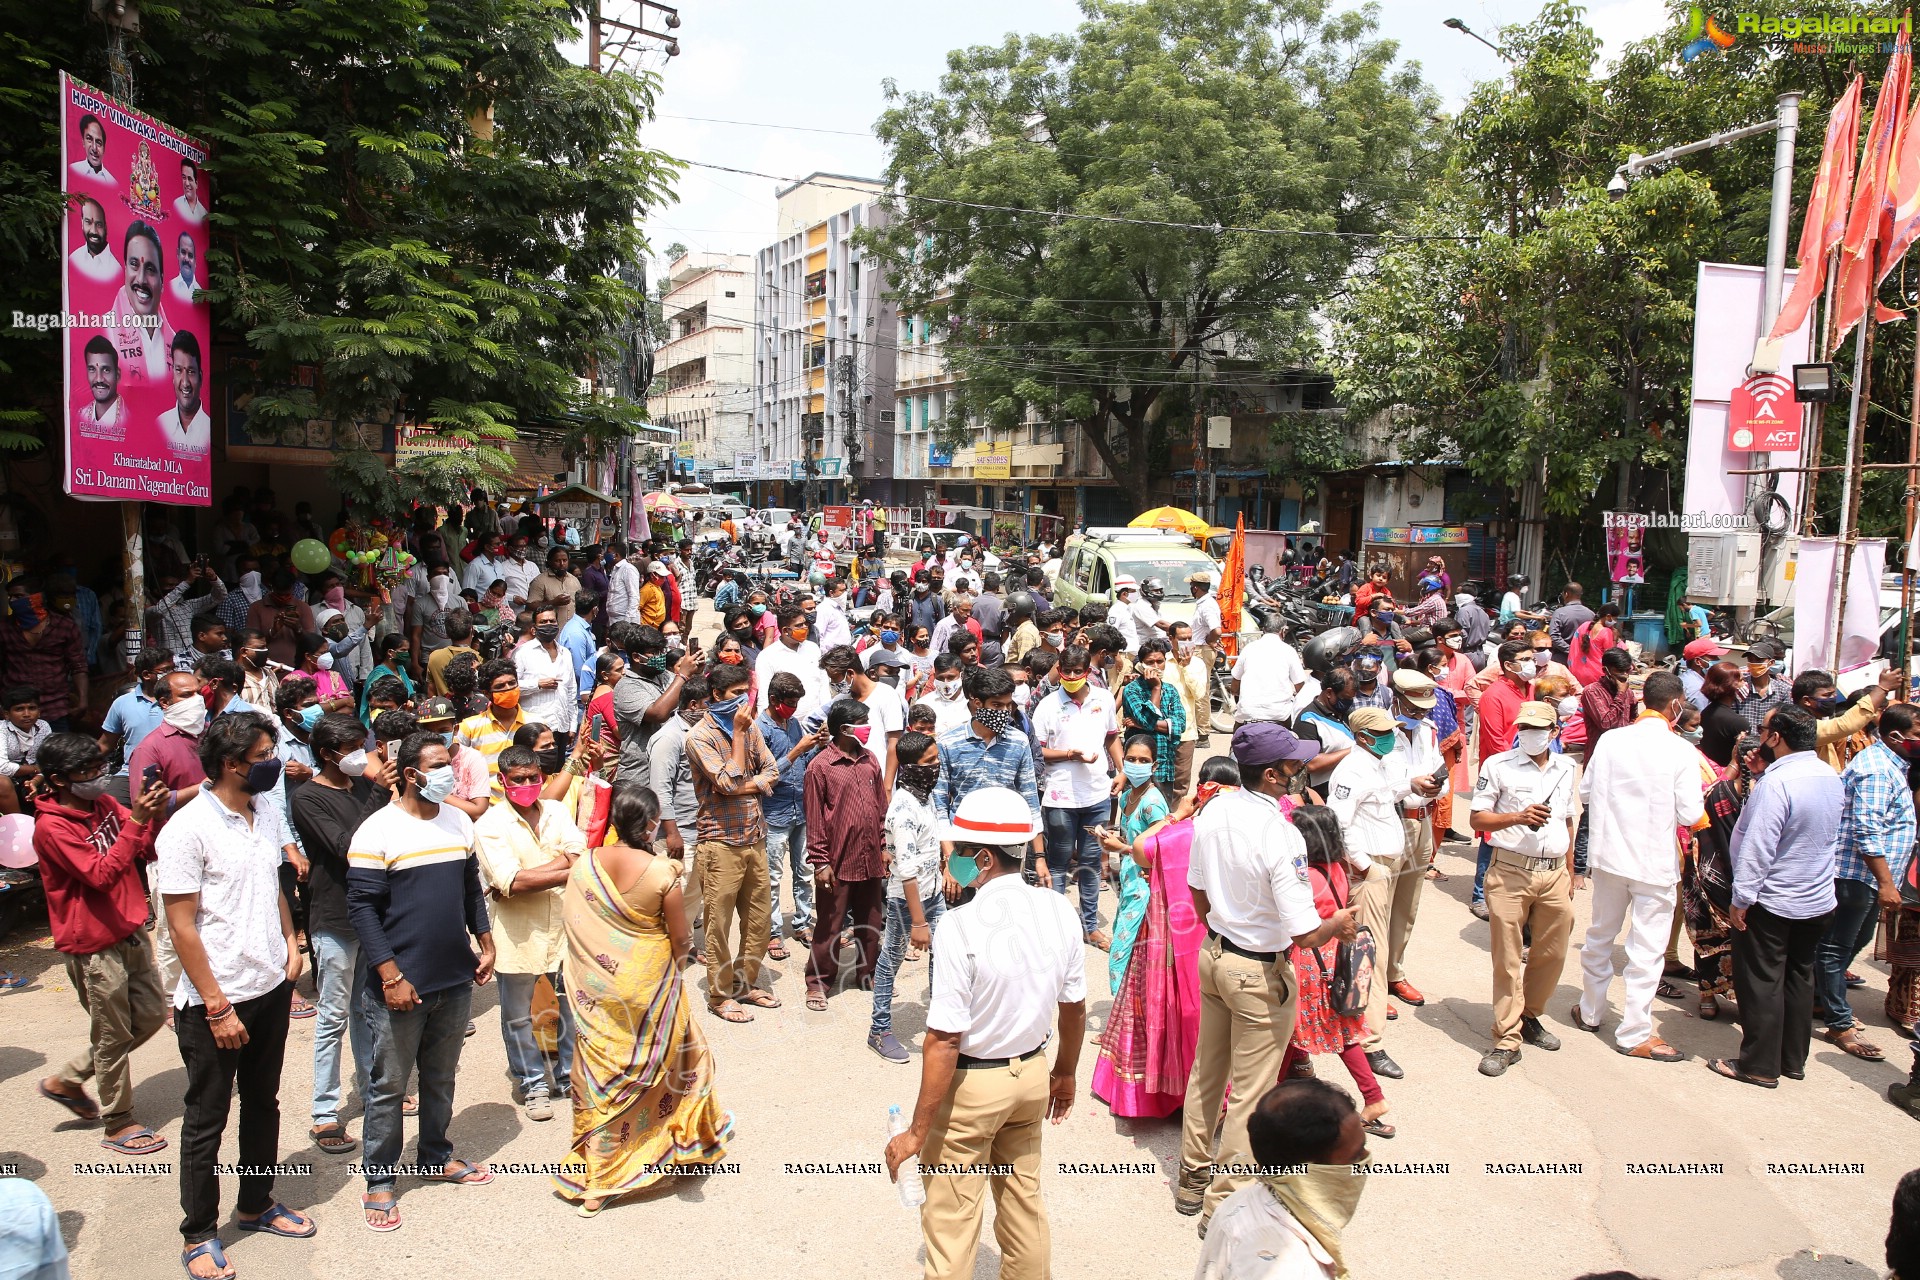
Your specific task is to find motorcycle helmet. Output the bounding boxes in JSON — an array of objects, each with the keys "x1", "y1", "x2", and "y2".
[
  {"x1": 1141, "y1": 577, "x2": 1166, "y2": 602},
  {"x1": 1301, "y1": 625, "x2": 1362, "y2": 677},
  {"x1": 1006, "y1": 589, "x2": 1037, "y2": 619}
]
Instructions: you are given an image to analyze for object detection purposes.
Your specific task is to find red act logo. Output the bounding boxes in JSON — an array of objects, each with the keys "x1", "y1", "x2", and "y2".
[{"x1": 1728, "y1": 373, "x2": 1800, "y2": 453}]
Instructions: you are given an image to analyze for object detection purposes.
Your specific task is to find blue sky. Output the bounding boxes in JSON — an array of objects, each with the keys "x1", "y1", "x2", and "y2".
[{"x1": 606, "y1": 0, "x2": 1670, "y2": 271}]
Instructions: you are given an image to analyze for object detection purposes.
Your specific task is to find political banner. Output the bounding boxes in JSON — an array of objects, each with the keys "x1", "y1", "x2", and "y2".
[{"x1": 60, "y1": 73, "x2": 212, "y2": 506}]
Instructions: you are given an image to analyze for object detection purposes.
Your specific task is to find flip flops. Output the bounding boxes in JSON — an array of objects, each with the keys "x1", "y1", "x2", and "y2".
[
  {"x1": 0, "y1": 972, "x2": 30, "y2": 989},
  {"x1": 361, "y1": 1193, "x2": 401, "y2": 1233},
  {"x1": 100, "y1": 1126, "x2": 168, "y2": 1155},
  {"x1": 423, "y1": 1159, "x2": 493, "y2": 1185},
  {"x1": 235, "y1": 1202, "x2": 315, "y2": 1238},
  {"x1": 38, "y1": 1080, "x2": 100, "y2": 1122},
  {"x1": 1707, "y1": 1056, "x2": 1778, "y2": 1088},
  {"x1": 180, "y1": 1239, "x2": 234, "y2": 1279}
]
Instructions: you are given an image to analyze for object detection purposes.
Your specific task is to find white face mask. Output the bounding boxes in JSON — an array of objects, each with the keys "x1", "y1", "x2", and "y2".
[
  {"x1": 1517, "y1": 727, "x2": 1554, "y2": 755},
  {"x1": 163, "y1": 697, "x2": 207, "y2": 735},
  {"x1": 1512, "y1": 659, "x2": 1537, "y2": 679},
  {"x1": 337, "y1": 748, "x2": 369, "y2": 777},
  {"x1": 935, "y1": 678, "x2": 962, "y2": 698},
  {"x1": 1556, "y1": 696, "x2": 1579, "y2": 718},
  {"x1": 316, "y1": 651, "x2": 335, "y2": 671},
  {"x1": 1443, "y1": 635, "x2": 1464, "y2": 650}
]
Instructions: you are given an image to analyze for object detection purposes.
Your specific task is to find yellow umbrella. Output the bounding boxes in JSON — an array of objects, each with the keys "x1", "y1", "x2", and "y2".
[
  {"x1": 1129, "y1": 506, "x2": 1212, "y2": 537},
  {"x1": 642, "y1": 490, "x2": 685, "y2": 512}
]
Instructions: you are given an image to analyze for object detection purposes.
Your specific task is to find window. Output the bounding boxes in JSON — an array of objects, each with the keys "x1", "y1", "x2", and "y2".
[
  {"x1": 724, "y1": 290, "x2": 736, "y2": 298},
  {"x1": 807, "y1": 341, "x2": 827, "y2": 369},
  {"x1": 850, "y1": 262, "x2": 860, "y2": 294},
  {"x1": 805, "y1": 270, "x2": 826, "y2": 300},
  {"x1": 899, "y1": 316, "x2": 912, "y2": 347}
]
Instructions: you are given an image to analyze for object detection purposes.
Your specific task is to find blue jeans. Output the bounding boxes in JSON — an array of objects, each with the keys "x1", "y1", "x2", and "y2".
[
  {"x1": 363, "y1": 984, "x2": 473, "y2": 1192},
  {"x1": 1472, "y1": 837, "x2": 1493, "y2": 904},
  {"x1": 1044, "y1": 803, "x2": 1106, "y2": 936},
  {"x1": 767, "y1": 821, "x2": 814, "y2": 936},
  {"x1": 497, "y1": 971, "x2": 575, "y2": 1099},
  {"x1": 1816, "y1": 877, "x2": 1882, "y2": 1031},
  {"x1": 309, "y1": 928, "x2": 375, "y2": 1124},
  {"x1": 869, "y1": 891, "x2": 948, "y2": 1037}
]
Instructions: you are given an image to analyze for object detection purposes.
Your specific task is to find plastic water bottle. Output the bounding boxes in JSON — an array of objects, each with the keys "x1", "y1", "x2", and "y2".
[{"x1": 888, "y1": 1105, "x2": 925, "y2": 1208}]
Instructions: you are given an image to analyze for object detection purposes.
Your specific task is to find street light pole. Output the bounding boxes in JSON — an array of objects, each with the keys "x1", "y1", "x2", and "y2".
[{"x1": 1441, "y1": 17, "x2": 1514, "y2": 61}]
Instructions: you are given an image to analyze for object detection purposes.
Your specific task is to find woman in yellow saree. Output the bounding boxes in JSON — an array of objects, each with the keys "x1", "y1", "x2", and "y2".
[{"x1": 554, "y1": 785, "x2": 733, "y2": 1215}]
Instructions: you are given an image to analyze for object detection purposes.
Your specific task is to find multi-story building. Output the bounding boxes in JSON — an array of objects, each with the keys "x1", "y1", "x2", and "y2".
[
  {"x1": 752, "y1": 173, "x2": 898, "y2": 506},
  {"x1": 652, "y1": 250, "x2": 754, "y2": 489}
]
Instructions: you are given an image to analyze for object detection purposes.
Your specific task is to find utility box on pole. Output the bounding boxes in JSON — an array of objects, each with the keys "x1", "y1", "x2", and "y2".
[{"x1": 1686, "y1": 530, "x2": 1763, "y2": 606}]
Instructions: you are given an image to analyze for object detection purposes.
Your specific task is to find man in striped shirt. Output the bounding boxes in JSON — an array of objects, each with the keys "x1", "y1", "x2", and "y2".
[
  {"x1": 455, "y1": 657, "x2": 526, "y2": 800},
  {"x1": 348, "y1": 731, "x2": 495, "y2": 1230}
]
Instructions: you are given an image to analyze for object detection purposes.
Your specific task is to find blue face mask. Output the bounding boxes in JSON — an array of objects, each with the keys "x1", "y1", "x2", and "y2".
[
  {"x1": 296, "y1": 704, "x2": 324, "y2": 732},
  {"x1": 412, "y1": 765, "x2": 457, "y2": 803},
  {"x1": 880, "y1": 630, "x2": 900, "y2": 645},
  {"x1": 1122, "y1": 760, "x2": 1155, "y2": 786},
  {"x1": 707, "y1": 694, "x2": 744, "y2": 732},
  {"x1": 1365, "y1": 733, "x2": 1395, "y2": 758}
]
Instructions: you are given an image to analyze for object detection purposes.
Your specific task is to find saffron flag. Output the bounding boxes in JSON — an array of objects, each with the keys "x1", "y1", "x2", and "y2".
[
  {"x1": 1835, "y1": 40, "x2": 1912, "y2": 343},
  {"x1": 1218, "y1": 514, "x2": 1246, "y2": 665},
  {"x1": 1770, "y1": 75, "x2": 1862, "y2": 341},
  {"x1": 1882, "y1": 82, "x2": 1920, "y2": 283}
]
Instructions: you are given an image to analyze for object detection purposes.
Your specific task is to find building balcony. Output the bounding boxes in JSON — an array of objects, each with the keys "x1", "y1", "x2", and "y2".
[{"x1": 656, "y1": 325, "x2": 746, "y2": 365}]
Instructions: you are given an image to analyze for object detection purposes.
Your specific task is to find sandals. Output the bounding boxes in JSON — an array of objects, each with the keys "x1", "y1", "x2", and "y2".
[
  {"x1": 100, "y1": 1126, "x2": 168, "y2": 1155},
  {"x1": 1619, "y1": 1037, "x2": 1684, "y2": 1062},
  {"x1": 424, "y1": 1159, "x2": 493, "y2": 1185},
  {"x1": 1655, "y1": 979, "x2": 1684, "y2": 1000},
  {"x1": 1706, "y1": 1056, "x2": 1777, "y2": 1088},
  {"x1": 289, "y1": 995, "x2": 316, "y2": 1020},
  {"x1": 1362, "y1": 1118, "x2": 1396, "y2": 1139},
  {"x1": 709, "y1": 1001, "x2": 754, "y2": 1023},
  {"x1": 401, "y1": 1096, "x2": 419, "y2": 1116},
  {"x1": 235, "y1": 1202, "x2": 315, "y2": 1238},
  {"x1": 739, "y1": 990, "x2": 781, "y2": 1009},
  {"x1": 1824, "y1": 1027, "x2": 1886, "y2": 1061},
  {"x1": 0, "y1": 971, "x2": 29, "y2": 989},
  {"x1": 310, "y1": 1124, "x2": 357, "y2": 1155},
  {"x1": 38, "y1": 1080, "x2": 101, "y2": 1121},
  {"x1": 765, "y1": 940, "x2": 790, "y2": 961},
  {"x1": 805, "y1": 993, "x2": 829, "y2": 1012},
  {"x1": 1698, "y1": 994, "x2": 1719, "y2": 1020},
  {"x1": 361, "y1": 1192, "x2": 402, "y2": 1233},
  {"x1": 181, "y1": 1239, "x2": 236, "y2": 1279}
]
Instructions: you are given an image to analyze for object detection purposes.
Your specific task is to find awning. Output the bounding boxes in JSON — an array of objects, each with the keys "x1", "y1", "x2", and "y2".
[
  {"x1": 1171, "y1": 468, "x2": 1272, "y2": 478},
  {"x1": 535, "y1": 483, "x2": 621, "y2": 506}
]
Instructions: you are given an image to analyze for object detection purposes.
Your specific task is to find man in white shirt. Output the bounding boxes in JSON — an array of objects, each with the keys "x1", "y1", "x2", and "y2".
[
  {"x1": 170, "y1": 231, "x2": 200, "y2": 307},
  {"x1": 604, "y1": 544, "x2": 641, "y2": 624},
  {"x1": 1192, "y1": 1079, "x2": 1369, "y2": 1280},
  {"x1": 69, "y1": 113, "x2": 114, "y2": 185},
  {"x1": 1471, "y1": 700, "x2": 1578, "y2": 1078},
  {"x1": 174, "y1": 158, "x2": 208, "y2": 223},
  {"x1": 499, "y1": 534, "x2": 538, "y2": 608},
  {"x1": 463, "y1": 534, "x2": 512, "y2": 596},
  {"x1": 883, "y1": 787, "x2": 1084, "y2": 1280},
  {"x1": 1187, "y1": 571, "x2": 1223, "y2": 653},
  {"x1": 1231, "y1": 615, "x2": 1309, "y2": 725},
  {"x1": 513, "y1": 605, "x2": 579, "y2": 747},
  {"x1": 1029, "y1": 644, "x2": 1122, "y2": 942},
  {"x1": 1110, "y1": 577, "x2": 1148, "y2": 650},
  {"x1": 75, "y1": 335, "x2": 127, "y2": 436},
  {"x1": 756, "y1": 605, "x2": 829, "y2": 710},
  {"x1": 157, "y1": 332, "x2": 211, "y2": 458},
  {"x1": 1574, "y1": 671, "x2": 1705, "y2": 1061},
  {"x1": 1381, "y1": 670, "x2": 1445, "y2": 1009},
  {"x1": 930, "y1": 592, "x2": 978, "y2": 659},
  {"x1": 818, "y1": 644, "x2": 905, "y2": 788},
  {"x1": 814, "y1": 575, "x2": 854, "y2": 651},
  {"x1": 1179, "y1": 723, "x2": 1356, "y2": 1230},
  {"x1": 1326, "y1": 706, "x2": 1413, "y2": 1081},
  {"x1": 68, "y1": 195, "x2": 120, "y2": 282}
]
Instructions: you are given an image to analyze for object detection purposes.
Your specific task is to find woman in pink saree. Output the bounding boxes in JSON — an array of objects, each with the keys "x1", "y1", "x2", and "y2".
[{"x1": 1092, "y1": 760, "x2": 1241, "y2": 1118}]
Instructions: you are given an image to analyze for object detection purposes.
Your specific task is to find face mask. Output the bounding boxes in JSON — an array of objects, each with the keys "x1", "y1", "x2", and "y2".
[
  {"x1": 296, "y1": 704, "x2": 324, "y2": 732},
  {"x1": 708, "y1": 693, "x2": 745, "y2": 724},
  {"x1": 492, "y1": 687, "x2": 521, "y2": 710},
  {"x1": 535, "y1": 623, "x2": 560, "y2": 642},
  {"x1": 242, "y1": 648, "x2": 267, "y2": 667},
  {"x1": 438, "y1": 730, "x2": 456, "y2": 748},
  {"x1": 164, "y1": 698, "x2": 208, "y2": 735},
  {"x1": 897, "y1": 761, "x2": 939, "y2": 798},
  {"x1": 1262, "y1": 1163, "x2": 1369, "y2": 1273},
  {"x1": 1814, "y1": 694, "x2": 1842, "y2": 714},
  {"x1": 880, "y1": 630, "x2": 901, "y2": 646},
  {"x1": 1512, "y1": 659, "x2": 1537, "y2": 680},
  {"x1": 935, "y1": 678, "x2": 962, "y2": 699},
  {"x1": 1681, "y1": 726, "x2": 1704, "y2": 743},
  {"x1": 67, "y1": 776, "x2": 110, "y2": 803},
  {"x1": 336, "y1": 749, "x2": 369, "y2": 777},
  {"x1": 1556, "y1": 696, "x2": 1578, "y2": 718},
  {"x1": 1122, "y1": 760, "x2": 1155, "y2": 785},
  {"x1": 241, "y1": 757, "x2": 284, "y2": 795},
  {"x1": 846, "y1": 724, "x2": 872, "y2": 745},
  {"x1": 526, "y1": 745, "x2": 561, "y2": 773},
  {"x1": 749, "y1": 603, "x2": 767, "y2": 618},
  {"x1": 1059, "y1": 675, "x2": 1088, "y2": 694},
  {"x1": 665, "y1": 634, "x2": 684, "y2": 651},
  {"x1": 975, "y1": 706, "x2": 1012, "y2": 735},
  {"x1": 638, "y1": 652, "x2": 671, "y2": 674},
  {"x1": 830, "y1": 677, "x2": 853, "y2": 698},
  {"x1": 1443, "y1": 635, "x2": 1464, "y2": 650},
  {"x1": 1532, "y1": 650, "x2": 1552, "y2": 666},
  {"x1": 787, "y1": 628, "x2": 810, "y2": 644},
  {"x1": 412, "y1": 764, "x2": 457, "y2": 803},
  {"x1": 1757, "y1": 738, "x2": 1780, "y2": 763},
  {"x1": 1517, "y1": 727, "x2": 1554, "y2": 755},
  {"x1": 1365, "y1": 733, "x2": 1395, "y2": 758},
  {"x1": 504, "y1": 781, "x2": 543, "y2": 807}
]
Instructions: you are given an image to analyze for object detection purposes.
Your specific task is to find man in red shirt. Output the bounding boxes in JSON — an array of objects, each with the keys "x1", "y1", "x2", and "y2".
[
  {"x1": 33, "y1": 733, "x2": 172, "y2": 1153},
  {"x1": 1471, "y1": 640, "x2": 1535, "y2": 919},
  {"x1": 128, "y1": 669, "x2": 211, "y2": 997},
  {"x1": 802, "y1": 698, "x2": 887, "y2": 1012}
]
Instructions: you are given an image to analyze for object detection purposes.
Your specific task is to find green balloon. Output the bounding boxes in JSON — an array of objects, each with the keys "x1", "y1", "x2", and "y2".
[{"x1": 291, "y1": 539, "x2": 332, "y2": 574}]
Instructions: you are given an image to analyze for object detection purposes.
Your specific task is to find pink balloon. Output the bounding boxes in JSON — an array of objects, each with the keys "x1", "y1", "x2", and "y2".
[{"x1": 0, "y1": 813, "x2": 36, "y2": 868}]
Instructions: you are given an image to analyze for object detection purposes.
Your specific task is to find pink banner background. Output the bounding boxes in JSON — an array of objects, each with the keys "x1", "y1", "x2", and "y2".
[{"x1": 60, "y1": 72, "x2": 212, "y2": 507}]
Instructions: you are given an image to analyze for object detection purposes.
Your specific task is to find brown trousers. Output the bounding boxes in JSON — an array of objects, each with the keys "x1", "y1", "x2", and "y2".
[
  {"x1": 700, "y1": 839, "x2": 770, "y2": 1005},
  {"x1": 805, "y1": 875, "x2": 885, "y2": 996},
  {"x1": 1487, "y1": 860, "x2": 1574, "y2": 1049},
  {"x1": 919, "y1": 1055, "x2": 1051, "y2": 1279},
  {"x1": 56, "y1": 931, "x2": 169, "y2": 1130}
]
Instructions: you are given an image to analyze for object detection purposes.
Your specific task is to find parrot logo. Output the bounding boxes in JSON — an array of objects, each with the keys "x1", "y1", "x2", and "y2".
[{"x1": 1681, "y1": 5, "x2": 1736, "y2": 60}]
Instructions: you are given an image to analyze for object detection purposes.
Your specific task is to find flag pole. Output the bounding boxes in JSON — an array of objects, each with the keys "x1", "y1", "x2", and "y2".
[{"x1": 1829, "y1": 310, "x2": 1875, "y2": 668}]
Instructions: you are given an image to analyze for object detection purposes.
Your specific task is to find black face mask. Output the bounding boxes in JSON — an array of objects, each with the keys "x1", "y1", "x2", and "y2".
[
  {"x1": 1756, "y1": 739, "x2": 1779, "y2": 764},
  {"x1": 534, "y1": 746, "x2": 564, "y2": 772}
]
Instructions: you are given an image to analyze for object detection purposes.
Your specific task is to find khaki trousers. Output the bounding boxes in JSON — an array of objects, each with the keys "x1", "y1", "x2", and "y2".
[
  {"x1": 1174, "y1": 740, "x2": 1196, "y2": 799},
  {"x1": 919, "y1": 1056, "x2": 1051, "y2": 1280},
  {"x1": 56, "y1": 932, "x2": 169, "y2": 1130},
  {"x1": 1386, "y1": 816, "x2": 1434, "y2": 985},
  {"x1": 700, "y1": 839, "x2": 770, "y2": 1005},
  {"x1": 1179, "y1": 940, "x2": 1299, "y2": 1221},
  {"x1": 150, "y1": 877, "x2": 182, "y2": 998},
  {"x1": 1487, "y1": 860, "x2": 1574, "y2": 1049},
  {"x1": 1355, "y1": 859, "x2": 1395, "y2": 1051}
]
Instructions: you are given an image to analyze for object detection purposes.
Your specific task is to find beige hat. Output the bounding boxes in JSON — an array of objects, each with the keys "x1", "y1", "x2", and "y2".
[
  {"x1": 1390, "y1": 668, "x2": 1436, "y2": 709},
  {"x1": 1513, "y1": 700, "x2": 1559, "y2": 729},
  {"x1": 1347, "y1": 706, "x2": 1395, "y2": 734}
]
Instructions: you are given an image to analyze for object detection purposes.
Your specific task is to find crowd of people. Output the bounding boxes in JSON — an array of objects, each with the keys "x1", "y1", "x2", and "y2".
[{"x1": 4, "y1": 497, "x2": 1919, "y2": 1279}]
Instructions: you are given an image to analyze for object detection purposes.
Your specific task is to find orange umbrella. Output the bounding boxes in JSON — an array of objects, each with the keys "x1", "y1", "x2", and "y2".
[{"x1": 1219, "y1": 514, "x2": 1246, "y2": 660}]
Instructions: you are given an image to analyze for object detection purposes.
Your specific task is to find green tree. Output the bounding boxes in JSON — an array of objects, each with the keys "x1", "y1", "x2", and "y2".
[
  {"x1": 866, "y1": 0, "x2": 1439, "y2": 510},
  {"x1": 0, "y1": 0, "x2": 678, "y2": 508}
]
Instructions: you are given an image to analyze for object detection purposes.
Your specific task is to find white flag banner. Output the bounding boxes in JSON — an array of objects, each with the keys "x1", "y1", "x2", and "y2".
[{"x1": 1792, "y1": 537, "x2": 1886, "y2": 676}]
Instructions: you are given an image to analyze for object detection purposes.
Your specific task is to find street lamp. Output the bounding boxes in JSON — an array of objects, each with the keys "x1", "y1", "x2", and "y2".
[
  {"x1": 1791, "y1": 362, "x2": 1838, "y2": 403},
  {"x1": 1442, "y1": 17, "x2": 1514, "y2": 61}
]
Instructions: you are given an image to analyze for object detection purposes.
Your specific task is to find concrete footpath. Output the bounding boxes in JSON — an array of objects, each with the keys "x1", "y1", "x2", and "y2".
[{"x1": 1, "y1": 742, "x2": 1914, "y2": 1278}]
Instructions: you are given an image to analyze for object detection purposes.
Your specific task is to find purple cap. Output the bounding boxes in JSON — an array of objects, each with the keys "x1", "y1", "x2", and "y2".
[{"x1": 1231, "y1": 722, "x2": 1318, "y2": 768}]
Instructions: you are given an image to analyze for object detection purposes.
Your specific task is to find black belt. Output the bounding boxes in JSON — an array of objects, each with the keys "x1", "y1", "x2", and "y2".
[
  {"x1": 1208, "y1": 931, "x2": 1279, "y2": 964},
  {"x1": 957, "y1": 1045, "x2": 1046, "y2": 1070}
]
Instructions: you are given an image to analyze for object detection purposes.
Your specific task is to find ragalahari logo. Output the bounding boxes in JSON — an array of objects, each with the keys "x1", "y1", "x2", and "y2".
[{"x1": 1682, "y1": 5, "x2": 1737, "y2": 60}]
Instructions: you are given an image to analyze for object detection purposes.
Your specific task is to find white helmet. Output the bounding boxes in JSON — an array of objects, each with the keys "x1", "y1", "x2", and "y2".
[{"x1": 938, "y1": 786, "x2": 1042, "y2": 846}]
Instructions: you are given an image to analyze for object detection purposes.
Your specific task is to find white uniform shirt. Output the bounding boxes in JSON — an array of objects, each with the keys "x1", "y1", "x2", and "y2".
[
  {"x1": 1188, "y1": 786, "x2": 1322, "y2": 951},
  {"x1": 514, "y1": 640, "x2": 580, "y2": 733},
  {"x1": 1579, "y1": 714, "x2": 1706, "y2": 886},
  {"x1": 1192, "y1": 1183, "x2": 1338, "y2": 1280},
  {"x1": 1233, "y1": 633, "x2": 1309, "y2": 724},
  {"x1": 464, "y1": 553, "x2": 510, "y2": 594},
  {"x1": 1472, "y1": 748, "x2": 1578, "y2": 859},
  {"x1": 1392, "y1": 717, "x2": 1444, "y2": 813},
  {"x1": 1326, "y1": 746, "x2": 1410, "y2": 868},
  {"x1": 1029, "y1": 686, "x2": 1119, "y2": 809},
  {"x1": 154, "y1": 786, "x2": 293, "y2": 1008},
  {"x1": 1191, "y1": 591, "x2": 1223, "y2": 645},
  {"x1": 926, "y1": 872, "x2": 1086, "y2": 1058},
  {"x1": 1111, "y1": 595, "x2": 1143, "y2": 649}
]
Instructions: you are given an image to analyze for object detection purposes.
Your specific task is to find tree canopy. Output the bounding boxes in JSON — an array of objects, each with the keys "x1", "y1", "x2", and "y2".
[
  {"x1": 0, "y1": 0, "x2": 677, "y2": 508},
  {"x1": 866, "y1": 0, "x2": 1440, "y2": 510}
]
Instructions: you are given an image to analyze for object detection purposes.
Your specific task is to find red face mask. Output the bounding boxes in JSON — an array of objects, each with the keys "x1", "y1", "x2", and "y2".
[{"x1": 769, "y1": 702, "x2": 797, "y2": 720}]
